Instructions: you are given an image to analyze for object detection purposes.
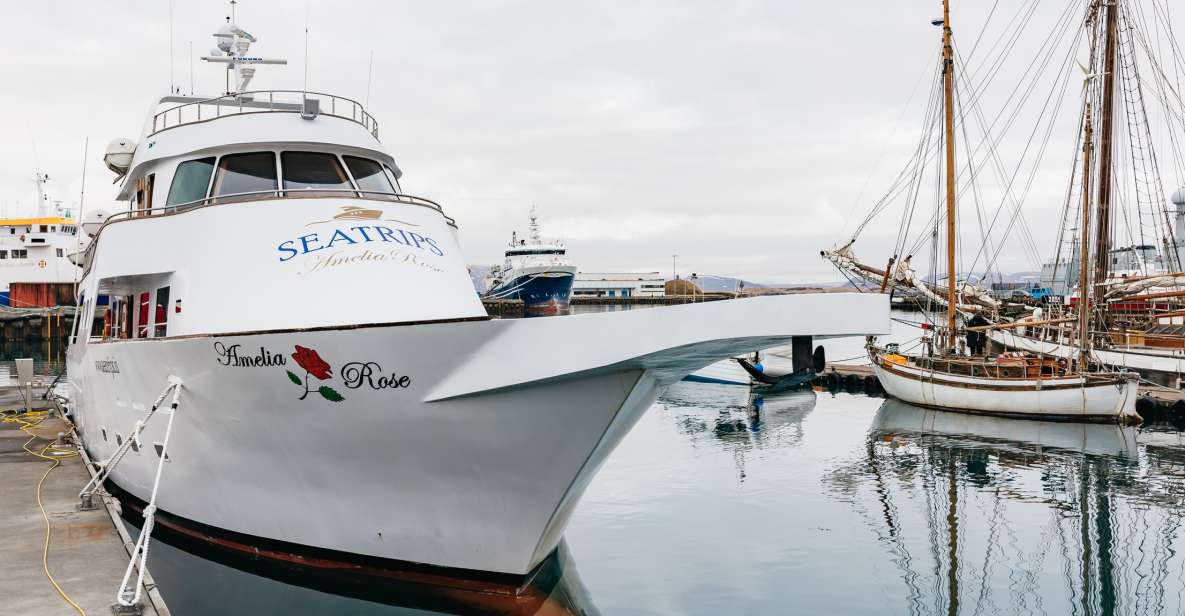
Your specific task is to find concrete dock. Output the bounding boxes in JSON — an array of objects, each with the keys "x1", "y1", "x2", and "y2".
[{"x1": 0, "y1": 387, "x2": 166, "y2": 615}]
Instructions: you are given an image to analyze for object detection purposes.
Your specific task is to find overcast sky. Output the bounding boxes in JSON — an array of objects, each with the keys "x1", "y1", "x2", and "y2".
[{"x1": 2, "y1": 1, "x2": 1182, "y2": 283}]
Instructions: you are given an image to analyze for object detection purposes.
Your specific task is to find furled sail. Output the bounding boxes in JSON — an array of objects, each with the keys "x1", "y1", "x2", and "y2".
[{"x1": 822, "y1": 242, "x2": 998, "y2": 314}]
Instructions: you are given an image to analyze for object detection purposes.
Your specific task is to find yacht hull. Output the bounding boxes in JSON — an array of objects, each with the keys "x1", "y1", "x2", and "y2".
[
  {"x1": 871, "y1": 356, "x2": 1140, "y2": 423},
  {"x1": 67, "y1": 293, "x2": 889, "y2": 577}
]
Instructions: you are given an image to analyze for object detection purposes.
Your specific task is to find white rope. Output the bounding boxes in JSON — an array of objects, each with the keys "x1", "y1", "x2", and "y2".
[
  {"x1": 116, "y1": 376, "x2": 183, "y2": 608},
  {"x1": 78, "y1": 381, "x2": 179, "y2": 501}
]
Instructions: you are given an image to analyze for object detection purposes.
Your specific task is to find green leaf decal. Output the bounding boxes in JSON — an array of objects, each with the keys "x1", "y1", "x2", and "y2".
[
  {"x1": 286, "y1": 370, "x2": 303, "y2": 385},
  {"x1": 319, "y1": 386, "x2": 345, "y2": 402}
]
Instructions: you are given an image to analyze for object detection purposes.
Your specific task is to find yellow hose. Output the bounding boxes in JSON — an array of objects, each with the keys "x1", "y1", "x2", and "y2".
[{"x1": 4, "y1": 410, "x2": 87, "y2": 616}]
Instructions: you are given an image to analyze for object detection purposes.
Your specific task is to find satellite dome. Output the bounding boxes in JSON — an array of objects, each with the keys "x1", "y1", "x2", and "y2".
[
  {"x1": 1173, "y1": 187, "x2": 1185, "y2": 207},
  {"x1": 216, "y1": 24, "x2": 234, "y2": 52}
]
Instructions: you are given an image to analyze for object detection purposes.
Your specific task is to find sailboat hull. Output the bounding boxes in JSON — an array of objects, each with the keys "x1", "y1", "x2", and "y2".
[{"x1": 871, "y1": 356, "x2": 1140, "y2": 423}]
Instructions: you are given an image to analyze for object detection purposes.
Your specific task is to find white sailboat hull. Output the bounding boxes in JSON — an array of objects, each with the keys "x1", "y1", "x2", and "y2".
[
  {"x1": 871, "y1": 356, "x2": 1139, "y2": 423},
  {"x1": 987, "y1": 328, "x2": 1185, "y2": 385}
]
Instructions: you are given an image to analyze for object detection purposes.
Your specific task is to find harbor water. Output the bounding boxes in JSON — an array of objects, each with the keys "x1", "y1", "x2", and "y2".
[{"x1": 17, "y1": 311, "x2": 1185, "y2": 614}]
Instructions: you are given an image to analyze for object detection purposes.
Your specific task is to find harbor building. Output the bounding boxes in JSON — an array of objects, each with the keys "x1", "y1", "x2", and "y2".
[{"x1": 573, "y1": 272, "x2": 666, "y2": 298}]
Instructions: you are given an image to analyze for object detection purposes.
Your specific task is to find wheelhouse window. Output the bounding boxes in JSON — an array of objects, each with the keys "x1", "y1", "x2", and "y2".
[
  {"x1": 11, "y1": 249, "x2": 27, "y2": 259},
  {"x1": 343, "y1": 156, "x2": 394, "y2": 195},
  {"x1": 383, "y1": 165, "x2": 402, "y2": 193},
  {"x1": 212, "y1": 152, "x2": 278, "y2": 203},
  {"x1": 281, "y1": 151, "x2": 353, "y2": 197},
  {"x1": 167, "y1": 157, "x2": 216, "y2": 207}
]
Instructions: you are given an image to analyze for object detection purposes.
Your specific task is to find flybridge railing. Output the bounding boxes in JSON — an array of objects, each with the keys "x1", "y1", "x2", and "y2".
[
  {"x1": 101, "y1": 189, "x2": 452, "y2": 225},
  {"x1": 150, "y1": 90, "x2": 380, "y2": 139}
]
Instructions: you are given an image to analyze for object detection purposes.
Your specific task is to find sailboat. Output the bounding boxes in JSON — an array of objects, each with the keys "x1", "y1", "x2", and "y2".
[
  {"x1": 831, "y1": 0, "x2": 1139, "y2": 423},
  {"x1": 982, "y1": 0, "x2": 1185, "y2": 386}
]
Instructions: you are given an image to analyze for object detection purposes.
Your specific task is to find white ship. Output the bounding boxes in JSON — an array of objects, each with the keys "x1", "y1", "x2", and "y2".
[
  {"x1": 64, "y1": 15, "x2": 888, "y2": 592},
  {"x1": 483, "y1": 207, "x2": 577, "y2": 314},
  {"x1": 0, "y1": 173, "x2": 82, "y2": 306}
]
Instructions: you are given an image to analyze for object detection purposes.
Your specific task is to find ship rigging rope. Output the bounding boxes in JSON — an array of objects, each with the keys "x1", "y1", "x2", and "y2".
[
  {"x1": 853, "y1": 0, "x2": 1081, "y2": 271},
  {"x1": 116, "y1": 378, "x2": 183, "y2": 609},
  {"x1": 956, "y1": 14, "x2": 1085, "y2": 278},
  {"x1": 2, "y1": 409, "x2": 86, "y2": 616}
]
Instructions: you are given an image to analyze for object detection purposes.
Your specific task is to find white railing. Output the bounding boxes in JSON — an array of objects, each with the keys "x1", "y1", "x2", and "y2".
[{"x1": 151, "y1": 90, "x2": 380, "y2": 139}]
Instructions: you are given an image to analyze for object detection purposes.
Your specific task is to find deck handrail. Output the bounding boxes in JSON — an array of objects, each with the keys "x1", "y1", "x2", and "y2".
[{"x1": 151, "y1": 90, "x2": 380, "y2": 139}]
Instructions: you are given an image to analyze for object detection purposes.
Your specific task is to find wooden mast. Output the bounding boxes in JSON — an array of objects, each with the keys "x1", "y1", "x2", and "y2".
[
  {"x1": 1079, "y1": 104, "x2": 1094, "y2": 370},
  {"x1": 942, "y1": 0, "x2": 958, "y2": 350},
  {"x1": 1091, "y1": 0, "x2": 1120, "y2": 316}
]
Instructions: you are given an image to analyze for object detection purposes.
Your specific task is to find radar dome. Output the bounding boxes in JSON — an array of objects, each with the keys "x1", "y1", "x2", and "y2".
[
  {"x1": 81, "y1": 209, "x2": 109, "y2": 237},
  {"x1": 1172, "y1": 187, "x2": 1185, "y2": 207},
  {"x1": 216, "y1": 24, "x2": 234, "y2": 52}
]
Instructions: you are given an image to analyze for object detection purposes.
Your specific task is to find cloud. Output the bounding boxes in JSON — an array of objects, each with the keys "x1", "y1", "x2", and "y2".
[{"x1": 2, "y1": 1, "x2": 1179, "y2": 283}]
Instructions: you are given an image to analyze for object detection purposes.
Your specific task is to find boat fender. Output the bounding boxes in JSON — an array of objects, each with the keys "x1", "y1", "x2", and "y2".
[
  {"x1": 753, "y1": 362, "x2": 765, "y2": 373},
  {"x1": 813, "y1": 346, "x2": 826, "y2": 373}
]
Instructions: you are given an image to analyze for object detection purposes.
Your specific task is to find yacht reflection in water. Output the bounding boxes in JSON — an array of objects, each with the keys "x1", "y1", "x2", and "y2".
[
  {"x1": 120, "y1": 509, "x2": 598, "y2": 616},
  {"x1": 661, "y1": 381, "x2": 817, "y2": 480},
  {"x1": 828, "y1": 399, "x2": 1185, "y2": 615}
]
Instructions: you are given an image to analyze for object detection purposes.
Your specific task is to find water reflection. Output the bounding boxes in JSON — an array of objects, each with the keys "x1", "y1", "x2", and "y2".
[
  {"x1": 661, "y1": 382, "x2": 816, "y2": 481},
  {"x1": 0, "y1": 340, "x2": 66, "y2": 384},
  {"x1": 125, "y1": 516, "x2": 599, "y2": 616},
  {"x1": 827, "y1": 399, "x2": 1185, "y2": 616}
]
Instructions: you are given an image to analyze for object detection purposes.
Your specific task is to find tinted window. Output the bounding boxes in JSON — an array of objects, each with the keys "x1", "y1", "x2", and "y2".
[
  {"x1": 167, "y1": 157, "x2": 216, "y2": 206},
  {"x1": 281, "y1": 152, "x2": 352, "y2": 195},
  {"x1": 213, "y1": 152, "x2": 277, "y2": 202},
  {"x1": 343, "y1": 156, "x2": 394, "y2": 194},
  {"x1": 154, "y1": 286, "x2": 170, "y2": 338}
]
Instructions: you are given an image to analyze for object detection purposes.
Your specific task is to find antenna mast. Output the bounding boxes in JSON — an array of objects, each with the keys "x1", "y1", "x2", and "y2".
[
  {"x1": 200, "y1": 2, "x2": 287, "y2": 95},
  {"x1": 942, "y1": 0, "x2": 958, "y2": 350}
]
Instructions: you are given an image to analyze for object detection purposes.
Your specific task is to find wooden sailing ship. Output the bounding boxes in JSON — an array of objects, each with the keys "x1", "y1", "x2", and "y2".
[
  {"x1": 982, "y1": 0, "x2": 1185, "y2": 385},
  {"x1": 831, "y1": 0, "x2": 1140, "y2": 423}
]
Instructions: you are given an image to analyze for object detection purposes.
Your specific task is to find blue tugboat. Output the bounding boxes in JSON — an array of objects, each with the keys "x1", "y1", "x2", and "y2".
[{"x1": 483, "y1": 207, "x2": 577, "y2": 314}]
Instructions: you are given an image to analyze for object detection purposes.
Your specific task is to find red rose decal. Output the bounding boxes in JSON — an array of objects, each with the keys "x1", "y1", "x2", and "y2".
[
  {"x1": 292, "y1": 345, "x2": 333, "y2": 380},
  {"x1": 287, "y1": 345, "x2": 344, "y2": 402}
]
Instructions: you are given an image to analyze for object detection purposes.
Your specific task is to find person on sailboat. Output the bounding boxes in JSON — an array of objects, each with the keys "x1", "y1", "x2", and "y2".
[{"x1": 967, "y1": 313, "x2": 989, "y2": 355}]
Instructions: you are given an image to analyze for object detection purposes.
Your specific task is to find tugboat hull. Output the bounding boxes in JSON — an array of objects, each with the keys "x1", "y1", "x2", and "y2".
[{"x1": 487, "y1": 268, "x2": 576, "y2": 315}]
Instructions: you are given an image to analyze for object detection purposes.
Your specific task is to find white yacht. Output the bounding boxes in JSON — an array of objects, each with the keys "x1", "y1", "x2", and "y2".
[
  {"x1": 0, "y1": 174, "x2": 82, "y2": 306},
  {"x1": 483, "y1": 207, "x2": 577, "y2": 314},
  {"x1": 64, "y1": 17, "x2": 887, "y2": 586}
]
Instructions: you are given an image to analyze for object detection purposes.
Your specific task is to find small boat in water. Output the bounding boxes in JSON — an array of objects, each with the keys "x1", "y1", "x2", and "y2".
[{"x1": 483, "y1": 207, "x2": 576, "y2": 315}]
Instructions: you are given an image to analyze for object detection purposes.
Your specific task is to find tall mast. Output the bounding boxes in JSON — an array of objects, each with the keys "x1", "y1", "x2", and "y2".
[
  {"x1": 942, "y1": 0, "x2": 958, "y2": 349},
  {"x1": 1091, "y1": 0, "x2": 1120, "y2": 312},
  {"x1": 1079, "y1": 105, "x2": 1094, "y2": 369}
]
